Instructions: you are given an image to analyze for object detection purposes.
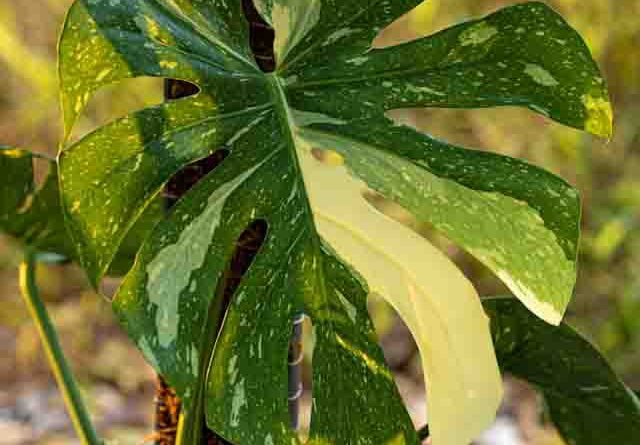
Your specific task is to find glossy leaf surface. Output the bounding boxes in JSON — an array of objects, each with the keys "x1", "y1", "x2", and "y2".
[
  {"x1": 486, "y1": 297, "x2": 640, "y2": 445},
  {"x1": 58, "y1": 1, "x2": 611, "y2": 444}
]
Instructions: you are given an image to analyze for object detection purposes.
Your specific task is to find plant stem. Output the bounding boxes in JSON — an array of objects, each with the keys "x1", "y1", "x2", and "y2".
[{"x1": 19, "y1": 249, "x2": 100, "y2": 445}]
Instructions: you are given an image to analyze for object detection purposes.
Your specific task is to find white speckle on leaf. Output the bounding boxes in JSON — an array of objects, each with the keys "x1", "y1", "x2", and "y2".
[
  {"x1": 323, "y1": 28, "x2": 358, "y2": 46},
  {"x1": 230, "y1": 378, "x2": 247, "y2": 427},
  {"x1": 406, "y1": 84, "x2": 446, "y2": 97},
  {"x1": 336, "y1": 290, "x2": 357, "y2": 323},
  {"x1": 459, "y1": 22, "x2": 498, "y2": 46},
  {"x1": 524, "y1": 64, "x2": 559, "y2": 87},
  {"x1": 190, "y1": 344, "x2": 199, "y2": 374},
  {"x1": 346, "y1": 56, "x2": 369, "y2": 66},
  {"x1": 159, "y1": 60, "x2": 178, "y2": 70},
  {"x1": 228, "y1": 354, "x2": 239, "y2": 384}
]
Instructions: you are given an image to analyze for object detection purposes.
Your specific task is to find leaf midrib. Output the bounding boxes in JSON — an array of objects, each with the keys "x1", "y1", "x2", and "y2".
[
  {"x1": 285, "y1": 58, "x2": 534, "y2": 90},
  {"x1": 266, "y1": 73, "x2": 337, "y2": 328}
]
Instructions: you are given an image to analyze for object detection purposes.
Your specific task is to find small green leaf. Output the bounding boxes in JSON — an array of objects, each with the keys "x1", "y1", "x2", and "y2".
[
  {"x1": 0, "y1": 145, "x2": 160, "y2": 272},
  {"x1": 0, "y1": 146, "x2": 72, "y2": 257},
  {"x1": 485, "y1": 297, "x2": 640, "y2": 445}
]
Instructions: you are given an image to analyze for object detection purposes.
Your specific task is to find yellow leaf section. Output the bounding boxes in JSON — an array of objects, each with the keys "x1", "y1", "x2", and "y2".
[
  {"x1": 0, "y1": 148, "x2": 28, "y2": 159},
  {"x1": 409, "y1": 0, "x2": 440, "y2": 34},
  {"x1": 582, "y1": 93, "x2": 613, "y2": 139},
  {"x1": 296, "y1": 141, "x2": 503, "y2": 445}
]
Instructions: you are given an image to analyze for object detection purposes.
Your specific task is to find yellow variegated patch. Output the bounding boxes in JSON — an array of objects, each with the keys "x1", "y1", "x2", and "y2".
[{"x1": 295, "y1": 134, "x2": 503, "y2": 445}]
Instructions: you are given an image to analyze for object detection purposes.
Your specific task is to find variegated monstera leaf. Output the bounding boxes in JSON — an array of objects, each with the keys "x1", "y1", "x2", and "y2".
[{"x1": 57, "y1": 1, "x2": 611, "y2": 444}]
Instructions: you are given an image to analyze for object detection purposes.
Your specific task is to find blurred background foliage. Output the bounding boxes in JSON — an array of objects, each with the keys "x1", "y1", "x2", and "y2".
[{"x1": 0, "y1": 0, "x2": 638, "y2": 443}]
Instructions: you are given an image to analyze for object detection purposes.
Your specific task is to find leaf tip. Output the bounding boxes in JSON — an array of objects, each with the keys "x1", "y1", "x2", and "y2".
[
  {"x1": 496, "y1": 270, "x2": 566, "y2": 326},
  {"x1": 523, "y1": 297, "x2": 564, "y2": 326},
  {"x1": 582, "y1": 93, "x2": 614, "y2": 139}
]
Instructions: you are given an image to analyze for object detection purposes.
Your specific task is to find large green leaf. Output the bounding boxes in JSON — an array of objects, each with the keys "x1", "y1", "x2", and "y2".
[
  {"x1": 58, "y1": 1, "x2": 611, "y2": 444},
  {"x1": 485, "y1": 297, "x2": 640, "y2": 445}
]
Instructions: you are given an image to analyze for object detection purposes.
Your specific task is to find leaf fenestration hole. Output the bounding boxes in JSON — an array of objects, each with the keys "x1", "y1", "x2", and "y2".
[
  {"x1": 31, "y1": 155, "x2": 54, "y2": 190},
  {"x1": 68, "y1": 76, "x2": 167, "y2": 143},
  {"x1": 366, "y1": 293, "x2": 426, "y2": 429},
  {"x1": 288, "y1": 312, "x2": 305, "y2": 430},
  {"x1": 297, "y1": 315, "x2": 314, "y2": 438},
  {"x1": 385, "y1": 107, "x2": 572, "y2": 166},
  {"x1": 219, "y1": 219, "x2": 269, "y2": 303},
  {"x1": 164, "y1": 78, "x2": 200, "y2": 101},
  {"x1": 164, "y1": 148, "x2": 230, "y2": 208},
  {"x1": 199, "y1": 219, "x2": 269, "y2": 444},
  {"x1": 242, "y1": 0, "x2": 276, "y2": 72}
]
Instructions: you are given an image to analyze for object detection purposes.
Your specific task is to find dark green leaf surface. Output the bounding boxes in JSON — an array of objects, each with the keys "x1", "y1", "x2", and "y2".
[
  {"x1": 0, "y1": 147, "x2": 72, "y2": 257},
  {"x1": 58, "y1": 1, "x2": 612, "y2": 444},
  {"x1": 485, "y1": 298, "x2": 640, "y2": 445}
]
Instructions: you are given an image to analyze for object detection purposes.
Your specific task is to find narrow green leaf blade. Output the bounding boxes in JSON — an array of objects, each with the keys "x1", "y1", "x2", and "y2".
[
  {"x1": 485, "y1": 297, "x2": 640, "y2": 445},
  {"x1": 254, "y1": 0, "x2": 422, "y2": 68},
  {"x1": 287, "y1": 2, "x2": 612, "y2": 138},
  {"x1": 306, "y1": 247, "x2": 420, "y2": 445}
]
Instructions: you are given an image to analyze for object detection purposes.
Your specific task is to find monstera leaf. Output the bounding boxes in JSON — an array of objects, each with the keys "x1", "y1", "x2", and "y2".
[
  {"x1": 485, "y1": 298, "x2": 640, "y2": 445},
  {"x1": 57, "y1": 1, "x2": 611, "y2": 444}
]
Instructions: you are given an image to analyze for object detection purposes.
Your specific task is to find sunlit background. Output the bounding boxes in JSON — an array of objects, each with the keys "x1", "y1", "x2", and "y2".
[{"x1": 1, "y1": 0, "x2": 638, "y2": 443}]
